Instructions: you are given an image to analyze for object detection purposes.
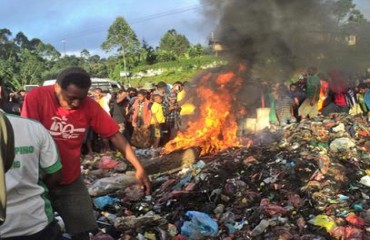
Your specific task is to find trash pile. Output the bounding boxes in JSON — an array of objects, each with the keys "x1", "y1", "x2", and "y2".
[{"x1": 82, "y1": 114, "x2": 370, "y2": 239}]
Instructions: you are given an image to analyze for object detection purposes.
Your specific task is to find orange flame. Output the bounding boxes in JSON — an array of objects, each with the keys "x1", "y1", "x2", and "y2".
[{"x1": 164, "y1": 69, "x2": 243, "y2": 155}]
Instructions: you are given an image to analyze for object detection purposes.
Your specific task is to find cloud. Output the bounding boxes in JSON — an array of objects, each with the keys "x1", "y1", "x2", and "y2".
[
  {"x1": 0, "y1": 0, "x2": 203, "y2": 54},
  {"x1": 2, "y1": 0, "x2": 368, "y2": 56}
]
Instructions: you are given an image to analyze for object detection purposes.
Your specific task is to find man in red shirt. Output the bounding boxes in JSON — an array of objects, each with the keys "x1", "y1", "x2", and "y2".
[{"x1": 21, "y1": 67, "x2": 151, "y2": 240}]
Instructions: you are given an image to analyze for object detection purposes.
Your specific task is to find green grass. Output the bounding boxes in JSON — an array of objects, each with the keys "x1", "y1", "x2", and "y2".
[{"x1": 127, "y1": 55, "x2": 226, "y2": 86}]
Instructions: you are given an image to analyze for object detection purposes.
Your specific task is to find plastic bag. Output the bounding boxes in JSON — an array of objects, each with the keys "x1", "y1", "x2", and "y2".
[
  {"x1": 93, "y1": 196, "x2": 120, "y2": 209},
  {"x1": 181, "y1": 211, "x2": 218, "y2": 239},
  {"x1": 308, "y1": 215, "x2": 337, "y2": 232},
  {"x1": 345, "y1": 213, "x2": 366, "y2": 227},
  {"x1": 88, "y1": 173, "x2": 138, "y2": 196},
  {"x1": 360, "y1": 175, "x2": 370, "y2": 187},
  {"x1": 98, "y1": 156, "x2": 120, "y2": 170},
  {"x1": 329, "y1": 137, "x2": 355, "y2": 152},
  {"x1": 250, "y1": 219, "x2": 270, "y2": 236},
  {"x1": 331, "y1": 226, "x2": 364, "y2": 240}
]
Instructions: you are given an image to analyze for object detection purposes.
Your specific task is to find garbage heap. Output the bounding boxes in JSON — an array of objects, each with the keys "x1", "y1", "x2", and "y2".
[{"x1": 82, "y1": 114, "x2": 370, "y2": 240}]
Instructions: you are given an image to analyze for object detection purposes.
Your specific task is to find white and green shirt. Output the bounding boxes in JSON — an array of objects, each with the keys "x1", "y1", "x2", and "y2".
[{"x1": 0, "y1": 114, "x2": 62, "y2": 238}]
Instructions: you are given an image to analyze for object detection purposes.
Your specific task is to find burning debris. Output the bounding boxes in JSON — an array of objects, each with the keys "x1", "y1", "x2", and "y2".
[
  {"x1": 164, "y1": 66, "x2": 245, "y2": 155},
  {"x1": 82, "y1": 114, "x2": 370, "y2": 239},
  {"x1": 79, "y1": 1, "x2": 370, "y2": 239}
]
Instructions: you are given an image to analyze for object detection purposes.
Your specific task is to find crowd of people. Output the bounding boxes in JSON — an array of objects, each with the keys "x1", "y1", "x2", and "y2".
[
  {"x1": 265, "y1": 67, "x2": 370, "y2": 126},
  {"x1": 2, "y1": 65, "x2": 370, "y2": 239},
  {"x1": 84, "y1": 80, "x2": 188, "y2": 155}
]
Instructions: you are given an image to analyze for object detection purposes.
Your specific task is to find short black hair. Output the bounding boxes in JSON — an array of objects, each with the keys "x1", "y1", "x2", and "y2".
[
  {"x1": 56, "y1": 67, "x2": 91, "y2": 90},
  {"x1": 137, "y1": 89, "x2": 147, "y2": 96},
  {"x1": 173, "y1": 81, "x2": 183, "y2": 86},
  {"x1": 157, "y1": 81, "x2": 167, "y2": 88},
  {"x1": 127, "y1": 87, "x2": 137, "y2": 94},
  {"x1": 358, "y1": 83, "x2": 368, "y2": 89},
  {"x1": 118, "y1": 89, "x2": 128, "y2": 94},
  {"x1": 93, "y1": 87, "x2": 103, "y2": 93}
]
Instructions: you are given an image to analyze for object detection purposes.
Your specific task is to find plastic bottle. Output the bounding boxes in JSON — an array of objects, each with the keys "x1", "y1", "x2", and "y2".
[
  {"x1": 101, "y1": 211, "x2": 117, "y2": 223},
  {"x1": 251, "y1": 219, "x2": 270, "y2": 236}
]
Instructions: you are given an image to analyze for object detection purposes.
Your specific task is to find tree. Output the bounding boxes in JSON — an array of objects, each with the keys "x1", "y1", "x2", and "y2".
[
  {"x1": 14, "y1": 32, "x2": 30, "y2": 49},
  {"x1": 159, "y1": 29, "x2": 190, "y2": 57},
  {"x1": 187, "y1": 44, "x2": 206, "y2": 58},
  {"x1": 0, "y1": 29, "x2": 18, "y2": 59},
  {"x1": 136, "y1": 40, "x2": 157, "y2": 65},
  {"x1": 89, "y1": 54, "x2": 101, "y2": 63},
  {"x1": 35, "y1": 43, "x2": 61, "y2": 61},
  {"x1": 101, "y1": 16, "x2": 141, "y2": 82},
  {"x1": 13, "y1": 48, "x2": 45, "y2": 89},
  {"x1": 80, "y1": 49, "x2": 90, "y2": 59},
  {"x1": 0, "y1": 28, "x2": 12, "y2": 43},
  {"x1": 101, "y1": 17, "x2": 140, "y2": 54}
]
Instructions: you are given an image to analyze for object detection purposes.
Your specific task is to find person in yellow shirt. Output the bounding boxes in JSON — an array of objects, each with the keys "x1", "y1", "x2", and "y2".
[
  {"x1": 92, "y1": 88, "x2": 111, "y2": 152},
  {"x1": 150, "y1": 91, "x2": 165, "y2": 148},
  {"x1": 92, "y1": 88, "x2": 110, "y2": 113},
  {"x1": 172, "y1": 81, "x2": 185, "y2": 103}
]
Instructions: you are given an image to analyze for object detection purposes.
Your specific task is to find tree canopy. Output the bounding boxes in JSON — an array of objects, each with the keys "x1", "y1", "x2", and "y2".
[
  {"x1": 1, "y1": 2, "x2": 369, "y2": 90},
  {"x1": 159, "y1": 29, "x2": 190, "y2": 57},
  {"x1": 101, "y1": 17, "x2": 141, "y2": 55}
]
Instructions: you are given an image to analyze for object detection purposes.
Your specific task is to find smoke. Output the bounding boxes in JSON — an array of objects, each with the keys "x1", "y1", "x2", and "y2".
[{"x1": 202, "y1": 0, "x2": 343, "y2": 81}]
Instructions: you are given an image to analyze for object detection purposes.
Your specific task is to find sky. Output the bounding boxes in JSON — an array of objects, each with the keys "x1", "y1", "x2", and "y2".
[{"x1": 0, "y1": 0, "x2": 369, "y2": 56}]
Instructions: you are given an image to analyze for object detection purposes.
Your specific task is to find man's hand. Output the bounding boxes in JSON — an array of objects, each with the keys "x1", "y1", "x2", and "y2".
[
  {"x1": 109, "y1": 132, "x2": 152, "y2": 195},
  {"x1": 135, "y1": 168, "x2": 151, "y2": 195}
]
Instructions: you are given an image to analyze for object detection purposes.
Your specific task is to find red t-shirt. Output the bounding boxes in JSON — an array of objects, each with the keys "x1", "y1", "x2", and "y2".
[
  {"x1": 334, "y1": 92, "x2": 347, "y2": 107},
  {"x1": 21, "y1": 85, "x2": 119, "y2": 185}
]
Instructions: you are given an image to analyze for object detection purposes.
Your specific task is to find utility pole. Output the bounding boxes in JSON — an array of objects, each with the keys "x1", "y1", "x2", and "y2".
[
  {"x1": 61, "y1": 39, "x2": 66, "y2": 56},
  {"x1": 122, "y1": 47, "x2": 129, "y2": 84}
]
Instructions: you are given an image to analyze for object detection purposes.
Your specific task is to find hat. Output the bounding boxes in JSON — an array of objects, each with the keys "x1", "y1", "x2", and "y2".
[
  {"x1": 152, "y1": 90, "x2": 164, "y2": 97},
  {"x1": 141, "y1": 82, "x2": 155, "y2": 90},
  {"x1": 168, "y1": 92, "x2": 177, "y2": 100}
]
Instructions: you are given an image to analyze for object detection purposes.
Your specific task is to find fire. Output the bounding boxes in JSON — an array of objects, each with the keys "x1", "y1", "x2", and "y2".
[{"x1": 164, "y1": 69, "x2": 243, "y2": 155}]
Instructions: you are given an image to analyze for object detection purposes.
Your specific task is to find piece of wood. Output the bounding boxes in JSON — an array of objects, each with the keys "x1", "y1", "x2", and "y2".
[{"x1": 140, "y1": 147, "x2": 201, "y2": 175}]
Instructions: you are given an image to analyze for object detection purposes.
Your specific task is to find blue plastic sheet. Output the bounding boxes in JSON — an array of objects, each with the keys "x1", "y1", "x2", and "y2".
[
  {"x1": 181, "y1": 211, "x2": 218, "y2": 239},
  {"x1": 93, "y1": 196, "x2": 120, "y2": 209}
]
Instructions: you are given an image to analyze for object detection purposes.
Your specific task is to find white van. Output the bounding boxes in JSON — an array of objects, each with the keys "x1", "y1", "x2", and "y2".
[
  {"x1": 23, "y1": 84, "x2": 39, "y2": 92},
  {"x1": 42, "y1": 78, "x2": 123, "y2": 93}
]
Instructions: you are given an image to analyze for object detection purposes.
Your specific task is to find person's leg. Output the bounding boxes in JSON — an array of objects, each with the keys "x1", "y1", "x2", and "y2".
[
  {"x1": 3, "y1": 220, "x2": 62, "y2": 240},
  {"x1": 152, "y1": 124, "x2": 162, "y2": 148},
  {"x1": 83, "y1": 129, "x2": 94, "y2": 158},
  {"x1": 50, "y1": 177, "x2": 98, "y2": 240},
  {"x1": 102, "y1": 138, "x2": 110, "y2": 152},
  {"x1": 125, "y1": 122, "x2": 134, "y2": 141},
  {"x1": 36, "y1": 220, "x2": 63, "y2": 240},
  {"x1": 86, "y1": 140, "x2": 94, "y2": 156}
]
